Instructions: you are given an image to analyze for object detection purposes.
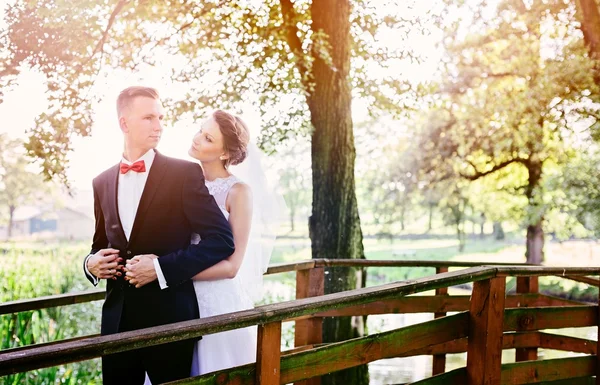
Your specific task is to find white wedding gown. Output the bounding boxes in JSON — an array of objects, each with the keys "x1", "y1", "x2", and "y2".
[{"x1": 144, "y1": 175, "x2": 257, "y2": 384}]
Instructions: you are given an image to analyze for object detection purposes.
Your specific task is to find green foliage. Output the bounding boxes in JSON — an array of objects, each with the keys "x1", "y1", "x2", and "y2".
[
  {"x1": 0, "y1": 242, "x2": 102, "y2": 384},
  {"x1": 546, "y1": 147, "x2": 600, "y2": 237},
  {"x1": 413, "y1": 0, "x2": 599, "y2": 259},
  {"x1": 0, "y1": 0, "x2": 424, "y2": 181}
]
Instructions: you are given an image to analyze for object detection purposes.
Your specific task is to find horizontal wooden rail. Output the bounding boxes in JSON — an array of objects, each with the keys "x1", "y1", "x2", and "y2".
[
  {"x1": 315, "y1": 259, "x2": 532, "y2": 268},
  {"x1": 305, "y1": 293, "x2": 582, "y2": 318},
  {"x1": 0, "y1": 289, "x2": 105, "y2": 315},
  {"x1": 561, "y1": 274, "x2": 600, "y2": 287},
  {"x1": 504, "y1": 305, "x2": 597, "y2": 331},
  {"x1": 0, "y1": 259, "x2": 514, "y2": 315},
  {"x1": 266, "y1": 259, "x2": 531, "y2": 274},
  {"x1": 0, "y1": 266, "x2": 496, "y2": 376},
  {"x1": 500, "y1": 355, "x2": 596, "y2": 384},
  {"x1": 394, "y1": 331, "x2": 597, "y2": 358},
  {"x1": 411, "y1": 356, "x2": 596, "y2": 385},
  {"x1": 3, "y1": 261, "x2": 596, "y2": 317},
  {"x1": 495, "y1": 265, "x2": 600, "y2": 277}
]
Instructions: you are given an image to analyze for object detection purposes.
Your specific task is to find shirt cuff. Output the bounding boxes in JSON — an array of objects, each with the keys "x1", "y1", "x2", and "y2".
[
  {"x1": 153, "y1": 258, "x2": 169, "y2": 289},
  {"x1": 84, "y1": 254, "x2": 99, "y2": 286}
]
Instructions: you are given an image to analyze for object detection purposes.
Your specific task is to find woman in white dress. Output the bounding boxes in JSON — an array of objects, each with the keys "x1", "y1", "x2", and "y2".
[
  {"x1": 186, "y1": 110, "x2": 257, "y2": 375},
  {"x1": 144, "y1": 110, "x2": 281, "y2": 384}
]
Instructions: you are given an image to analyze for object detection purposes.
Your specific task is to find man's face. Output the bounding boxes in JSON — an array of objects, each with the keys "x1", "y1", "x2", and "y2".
[{"x1": 120, "y1": 96, "x2": 165, "y2": 152}]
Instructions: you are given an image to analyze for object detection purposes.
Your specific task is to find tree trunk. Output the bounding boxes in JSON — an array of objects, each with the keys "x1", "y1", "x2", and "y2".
[
  {"x1": 525, "y1": 220, "x2": 544, "y2": 265},
  {"x1": 525, "y1": 158, "x2": 544, "y2": 264},
  {"x1": 7, "y1": 205, "x2": 15, "y2": 239},
  {"x1": 289, "y1": 208, "x2": 295, "y2": 232},
  {"x1": 577, "y1": 0, "x2": 600, "y2": 72},
  {"x1": 427, "y1": 202, "x2": 434, "y2": 232},
  {"x1": 493, "y1": 222, "x2": 505, "y2": 240},
  {"x1": 577, "y1": 0, "x2": 600, "y2": 56},
  {"x1": 307, "y1": 1, "x2": 368, "y2": 384},
  {"x1": 400, "y1": 202, "x2": 406, "y2": 231},
  {"x1": 480, "y1": 213, "x2": 485, "y2": 238},
  {"x1": 456, "y1": 217, "x2": 466, "y2": 252}
]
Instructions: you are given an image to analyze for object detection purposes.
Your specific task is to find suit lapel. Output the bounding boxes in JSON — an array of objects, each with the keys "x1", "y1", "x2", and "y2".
[
  {"x1": 127, "y1": 151, "x2": 169, "y2": 246},
  {"x1": 107, "y1": 164, "x2": 128, "y2": 247}
]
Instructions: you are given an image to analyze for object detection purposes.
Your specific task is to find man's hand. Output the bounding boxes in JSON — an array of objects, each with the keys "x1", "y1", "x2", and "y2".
[
  {"x1": 125, "y1": 254, "x2": 159, "y2": 288},
  {"x1": 87, "y1": 249, "x2": 123, "y2": 280}
]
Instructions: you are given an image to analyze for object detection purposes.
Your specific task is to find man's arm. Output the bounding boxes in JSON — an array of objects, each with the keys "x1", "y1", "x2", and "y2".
[
  {"x1": 157, "y1": 164, "x2": 235, "y2": 287},
  {"x1": 84, "y1": 180, "x2": 121, "y2": 285}
]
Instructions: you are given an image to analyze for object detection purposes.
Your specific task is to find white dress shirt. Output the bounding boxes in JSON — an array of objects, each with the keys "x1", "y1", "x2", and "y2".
[
  {"x1": 85, "y1": 149, "x2": 169, "y2": 289},
  {"x1": 118, "y1": 149, "x2": 155, "y2": 240}
]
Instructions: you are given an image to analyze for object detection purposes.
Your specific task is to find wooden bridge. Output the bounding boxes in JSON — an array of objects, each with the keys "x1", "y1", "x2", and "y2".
[{"x1": 1, "y1": 259, "x2": 600, "y2": 384}]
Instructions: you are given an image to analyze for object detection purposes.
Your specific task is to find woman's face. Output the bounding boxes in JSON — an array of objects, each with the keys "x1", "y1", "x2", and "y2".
[{"x1": 189, "y1": 117, "x2": 227, "y2": 163}]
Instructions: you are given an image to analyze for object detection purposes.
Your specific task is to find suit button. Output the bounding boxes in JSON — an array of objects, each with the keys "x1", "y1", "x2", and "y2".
[{"x1": 127, "y1": 250, "x2": 132, "y2": 255}]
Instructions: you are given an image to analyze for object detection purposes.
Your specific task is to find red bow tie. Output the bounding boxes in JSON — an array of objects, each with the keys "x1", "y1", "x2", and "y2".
[{"x1": 120, "y1": 160, "x2": 146, "y2": 174}]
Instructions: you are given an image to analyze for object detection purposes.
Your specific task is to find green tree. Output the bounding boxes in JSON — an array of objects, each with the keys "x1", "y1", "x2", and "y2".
[
  {"x1": 1, "y1": 1, "x2": 424, "y2": 382},
  {"x1": 547, "y1": 148, "x2": 600, "y2": 237},
  {"x1": 422, "y1": 0, "x2": 598, "y2": 263}
]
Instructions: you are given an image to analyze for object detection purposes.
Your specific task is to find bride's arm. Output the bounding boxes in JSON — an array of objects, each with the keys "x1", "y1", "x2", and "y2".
[{"x1": 192, "y1": 183, "x2": 253, "y2": 280}]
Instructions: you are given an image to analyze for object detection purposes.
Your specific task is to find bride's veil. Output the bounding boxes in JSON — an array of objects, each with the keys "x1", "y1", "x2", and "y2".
[{"x1": 229, "y1": 142, "x2": 286, "y2": 302}]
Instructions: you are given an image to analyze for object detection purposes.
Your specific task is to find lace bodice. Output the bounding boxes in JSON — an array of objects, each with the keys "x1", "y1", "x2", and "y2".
[{"x1": 205, "y1": 175, "x2": 241, "y2": 212}]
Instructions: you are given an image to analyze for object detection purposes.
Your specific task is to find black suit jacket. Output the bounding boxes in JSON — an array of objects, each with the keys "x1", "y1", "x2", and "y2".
[{"x1": 84, "y1": 151, "x2": 234, "y2": 335}]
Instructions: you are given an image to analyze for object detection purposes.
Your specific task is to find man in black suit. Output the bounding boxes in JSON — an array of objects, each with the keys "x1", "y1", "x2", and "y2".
[{"x1": 83, "y1": 86, "x2": 234, "y2": 384}]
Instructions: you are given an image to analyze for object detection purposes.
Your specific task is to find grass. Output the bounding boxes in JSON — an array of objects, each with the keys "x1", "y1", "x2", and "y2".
[{"x1": 0, "y1": 241, "x2": 103, "y2": 385}]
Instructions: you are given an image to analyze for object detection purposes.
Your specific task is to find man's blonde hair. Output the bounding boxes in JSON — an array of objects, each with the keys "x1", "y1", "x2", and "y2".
[{"x1": 117, "y1": 86, "x2": 160, "y2": 117}]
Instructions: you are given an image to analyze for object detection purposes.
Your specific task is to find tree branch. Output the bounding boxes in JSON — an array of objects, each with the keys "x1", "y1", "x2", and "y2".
[
  {"x1": 279, "y1": 0, "x2": 309, "y2": 85},
  {"x1": 460, "y1": 158, "x2": 526, "y2": 181},
  {"x1": 80, "y1": 0, "x2": 130, "y2": 68}
]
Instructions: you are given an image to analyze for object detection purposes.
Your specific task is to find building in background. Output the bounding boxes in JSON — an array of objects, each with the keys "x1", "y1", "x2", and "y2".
[{"x1": 0, "y1": 189, "x2": 94, "y2": 241}]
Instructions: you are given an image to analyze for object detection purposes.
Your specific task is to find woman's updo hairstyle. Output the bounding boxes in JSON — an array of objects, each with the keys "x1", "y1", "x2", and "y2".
[{"x1": 212, "y1": 110, "x2": 250, "y2": 167}]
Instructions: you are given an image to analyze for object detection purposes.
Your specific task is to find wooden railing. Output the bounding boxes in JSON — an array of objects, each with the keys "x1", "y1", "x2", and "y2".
[{"x1": 1, "y1": 259, "x2": 599, "y2": 385}]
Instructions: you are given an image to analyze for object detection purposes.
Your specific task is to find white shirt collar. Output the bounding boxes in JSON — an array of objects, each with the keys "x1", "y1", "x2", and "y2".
[{"x1": 121, "y1": 149, "x2": 156, "y2": 170}]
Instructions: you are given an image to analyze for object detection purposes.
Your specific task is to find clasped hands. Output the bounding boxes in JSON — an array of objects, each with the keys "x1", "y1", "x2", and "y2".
[{"x1": 87, "y1": 249, "x2": 159, "y2": 288}]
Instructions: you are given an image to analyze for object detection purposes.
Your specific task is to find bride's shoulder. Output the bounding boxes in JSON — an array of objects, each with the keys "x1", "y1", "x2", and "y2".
[{"x1": 226, "y1": 180, "x2": 252, "y2": 210}]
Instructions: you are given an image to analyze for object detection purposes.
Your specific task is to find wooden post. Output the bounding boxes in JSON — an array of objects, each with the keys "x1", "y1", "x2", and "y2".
[
  {"x1": 257, "y1": 321, "x2": 282, "y2": 385},
  {"x1": 466, "y1": 277, "x2": 506, "y2": 385},
  {"x1": 295, "y1": 267, "x2": 324, "y2": 385},
  {"x1": 516, "y1": 276, "x2": 539, "y2": 362},
  {"x1": 432, "y1": 266, "x2": 449, "y2": 376}
]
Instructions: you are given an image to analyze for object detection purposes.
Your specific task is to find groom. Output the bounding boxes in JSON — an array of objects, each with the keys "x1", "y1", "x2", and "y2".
[{"x1": 83, "y1": 86, "x2": 234, "y2": 384}]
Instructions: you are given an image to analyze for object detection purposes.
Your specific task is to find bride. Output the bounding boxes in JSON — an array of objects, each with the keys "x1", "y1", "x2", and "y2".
[{"x1": 145, "y1": 110, "x2": 282, "y2": 383}]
